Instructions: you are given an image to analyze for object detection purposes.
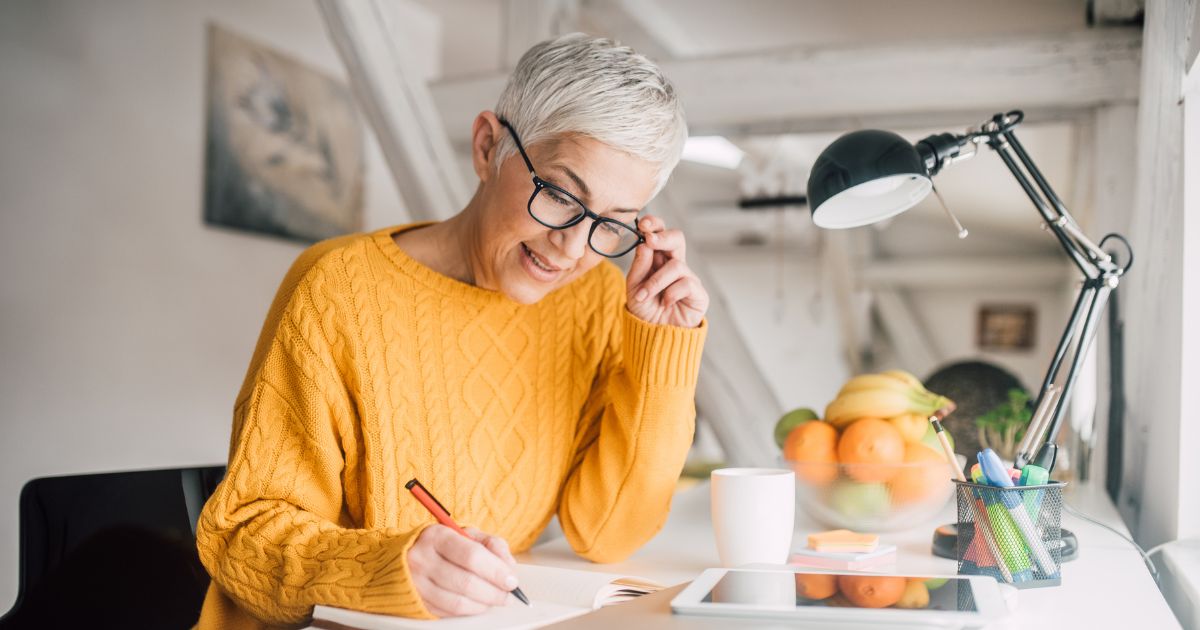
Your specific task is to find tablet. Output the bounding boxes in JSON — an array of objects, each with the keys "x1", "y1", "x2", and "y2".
[{"x1": 671, "y1": 568, "x2": 1007, "y2": 628}]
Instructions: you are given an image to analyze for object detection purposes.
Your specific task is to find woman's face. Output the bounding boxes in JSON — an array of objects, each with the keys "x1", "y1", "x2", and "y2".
[{"x1": 470, "y1": 115, "x2": 659, "y2": 304}]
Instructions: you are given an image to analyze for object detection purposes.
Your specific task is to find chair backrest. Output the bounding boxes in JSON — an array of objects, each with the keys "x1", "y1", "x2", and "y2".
[{"x1": 1, "y1": 466, "x2": 225, "y2": 629}]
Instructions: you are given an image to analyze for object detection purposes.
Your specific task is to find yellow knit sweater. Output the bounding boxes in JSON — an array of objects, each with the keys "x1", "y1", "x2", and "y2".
[{"x1": 194, "y1": 225, "x2": 707, "y2": 629}]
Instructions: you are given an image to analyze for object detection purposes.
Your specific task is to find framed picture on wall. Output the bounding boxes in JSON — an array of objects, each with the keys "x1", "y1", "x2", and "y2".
[
  {"x1": 977, "y1": 304, "x2": 1036, "y2": 351},
  {"x1": 203, "y1": 23, "x2": 364, "y2": 243}
]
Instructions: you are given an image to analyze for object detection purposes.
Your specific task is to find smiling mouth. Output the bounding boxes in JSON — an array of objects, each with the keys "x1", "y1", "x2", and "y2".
[{"x1": 521, "y1": 242, "x2": 562, "y2": 272}]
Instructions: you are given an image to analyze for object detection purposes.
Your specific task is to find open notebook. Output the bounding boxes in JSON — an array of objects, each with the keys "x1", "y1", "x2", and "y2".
[{"x1": 310, "y1": 564, "x2": 663, "y2": 630}]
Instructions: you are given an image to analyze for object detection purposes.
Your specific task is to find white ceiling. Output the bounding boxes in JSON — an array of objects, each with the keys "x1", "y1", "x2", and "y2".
[
  {"x1": 416, "y1": 0, "x2": 1087, "y2": 75},
  {"x1": 642, "y1": 0, "x2": 1085, "y2": 56},
  {"x1": 413, "y1": 0, "x2": 1103, "y2": 255}
]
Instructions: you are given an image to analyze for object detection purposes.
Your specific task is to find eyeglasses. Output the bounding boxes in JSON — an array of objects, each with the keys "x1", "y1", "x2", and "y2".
[{"x1": 499, "y1": 118, "x2": 644, "y2": 258}]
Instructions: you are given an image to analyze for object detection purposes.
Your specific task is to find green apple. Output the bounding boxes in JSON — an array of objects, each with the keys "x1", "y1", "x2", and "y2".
[
  {"x1": 924, "y1": 577, "x2": 949, "y2": 590},
  {"x1": 774, "y1": 407, "x2": 820, "y2": 449},
  {"x1": 829, "y1": 480, "x2": 890, "y2": 519},
  {"x1": 918, "y1": 422, "x2": 955, "y2": 456}
]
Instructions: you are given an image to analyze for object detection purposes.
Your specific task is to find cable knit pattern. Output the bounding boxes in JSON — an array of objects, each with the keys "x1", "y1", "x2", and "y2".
[{"x1": 194, "y1": 224, "x2": 707, "y2": 629}]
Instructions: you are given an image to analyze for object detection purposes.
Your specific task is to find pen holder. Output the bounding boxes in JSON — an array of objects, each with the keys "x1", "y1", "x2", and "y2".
[{"x1": 954, "y1": 480, "x2": 1065, "y2": 589}]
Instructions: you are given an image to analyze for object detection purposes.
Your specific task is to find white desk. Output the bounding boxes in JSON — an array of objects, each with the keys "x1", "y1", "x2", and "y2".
[{"x1": 520, "y1": 481, "x2": 1180, "y2": 629}]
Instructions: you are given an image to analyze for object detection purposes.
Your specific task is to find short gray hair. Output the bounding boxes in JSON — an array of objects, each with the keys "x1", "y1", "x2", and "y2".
[{"x1": 493, "y1": 33, "x2": 687, "y2": 195}]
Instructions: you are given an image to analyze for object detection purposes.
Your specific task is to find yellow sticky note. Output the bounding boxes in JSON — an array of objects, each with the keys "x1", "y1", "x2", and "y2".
[{"x1": 807, "y1": 529, "x2": 879, "y2": 552}]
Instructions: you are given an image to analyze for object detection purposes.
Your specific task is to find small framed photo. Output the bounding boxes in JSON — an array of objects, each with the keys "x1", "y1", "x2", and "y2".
[{"x1": 977, "y1": 304, "x2": 1036, "y2": 351}]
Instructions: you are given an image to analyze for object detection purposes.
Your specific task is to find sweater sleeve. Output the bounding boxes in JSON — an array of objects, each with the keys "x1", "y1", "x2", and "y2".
[
  {"x1": 556, "y1": 300, "x2": 707, "y2": 563},
  {"x1": 196, "y1": 255, "x2": 434, "y2": 624}
]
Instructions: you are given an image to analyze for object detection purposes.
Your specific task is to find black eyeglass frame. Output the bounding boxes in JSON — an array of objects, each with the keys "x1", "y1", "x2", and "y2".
[{"x1": 498, "y1": 118, "x2": 645, "y2": 258}]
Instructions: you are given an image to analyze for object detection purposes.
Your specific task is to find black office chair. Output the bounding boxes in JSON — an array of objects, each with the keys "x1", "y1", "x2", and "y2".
[{"x1": 0, "y1": 466, "x2": 226, "y2": 630}]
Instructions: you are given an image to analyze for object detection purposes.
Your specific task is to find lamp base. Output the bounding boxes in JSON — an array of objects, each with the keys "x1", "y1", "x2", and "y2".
[{"x1": 931, "y1": 523, "x2": 1078, "y2": 562}]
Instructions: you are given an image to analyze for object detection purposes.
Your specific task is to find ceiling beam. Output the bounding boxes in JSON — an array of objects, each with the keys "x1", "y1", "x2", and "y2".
[
  {"x1": 606, "y1": 0, "x2": 700, "y2": 58},
  {"x1": 860, "y1": 257, "x2": 1077, "y2": 290},
  {"x1": 823, "y1": 230, "x2": 869, "y2": 374},
  {"x1": 430, "y1": 29, "x2": 1141, "y2": 144},
  {"x1": 1089, "y1": 0, "x2": 1145, "y2": 25},
  {"x1": 873, "y1": 288, "x2": 942, "y2": 379},
  {"x1": 318, "y1": 0, "x2": 469, "y2": 219},
  {"x1": 577, "y1": 0, "x2": 671, "y2": 60},
  {"x1": 502, "y1": 0, "x2": 580, "y2": 68}
]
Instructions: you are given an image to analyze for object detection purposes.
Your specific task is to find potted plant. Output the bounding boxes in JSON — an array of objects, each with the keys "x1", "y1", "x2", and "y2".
[{"x1": 975, "y1": 388, "x2": 1033, "y2": 462}]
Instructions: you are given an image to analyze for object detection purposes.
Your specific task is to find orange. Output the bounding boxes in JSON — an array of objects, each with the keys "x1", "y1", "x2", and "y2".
[
  {"x1": 837, "y1": 418, "x2": 905, "y2": 482},
  {"x1": 837, "y1": 575, "x2": 907, "y2": 608},
  {"x1": 783, "y1": 421, "x2": 838, "y2": 485},
  {"x1": 795, "y1": 572, "x2": 837, "y2": 600},
  {"x1": 889, "y1": 443, "x2": 948, "y2": 505}
]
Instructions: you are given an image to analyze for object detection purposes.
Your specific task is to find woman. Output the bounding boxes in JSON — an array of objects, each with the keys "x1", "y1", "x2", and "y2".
[{"x1": 195, "y1": 33, "x2": 708, "y2": 628}]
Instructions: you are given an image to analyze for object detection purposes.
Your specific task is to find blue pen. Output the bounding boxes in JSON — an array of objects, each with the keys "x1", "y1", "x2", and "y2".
[{"x1": 979, "y1": 449, "x2": 1057, "y2": 577}]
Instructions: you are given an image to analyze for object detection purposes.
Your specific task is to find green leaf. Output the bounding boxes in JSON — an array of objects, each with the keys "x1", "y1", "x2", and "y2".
[{"x1": 974, "y1": 388, "x2": 1033, "y2": 435}]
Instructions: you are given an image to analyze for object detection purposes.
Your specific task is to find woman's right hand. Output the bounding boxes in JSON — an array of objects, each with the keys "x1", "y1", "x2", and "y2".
[{"x1": 407, "y1": 524, "x2": 520, "y2": 618}]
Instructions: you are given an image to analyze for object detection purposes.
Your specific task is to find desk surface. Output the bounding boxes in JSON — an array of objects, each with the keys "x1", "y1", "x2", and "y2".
[{"x1": 520, "y1": 481, "x2": 1180, "y2": 629}]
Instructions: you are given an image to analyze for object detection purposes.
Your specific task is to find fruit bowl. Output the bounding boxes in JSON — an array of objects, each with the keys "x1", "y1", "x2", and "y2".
[{"x1": 781, "y1": 457, "x2": 963, "y2": 532}]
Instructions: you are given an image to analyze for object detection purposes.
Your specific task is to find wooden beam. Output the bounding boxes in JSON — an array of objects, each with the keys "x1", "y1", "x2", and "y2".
[
  {"x1": 431, "y1": 29, "x2": 1141, "y2": 144},
  {"x1": 1191, "y1": 1, "x2": 1200, "y2": 73},
  {"x1": 860, "y1": 256, "x2": 1076, "y2": 289},
  {"x1": 1118, "y1": 0, "x2": 1198, "y2": 545},
  {"x1": 1062, "y1": 104, "x2": 1138, "y2": 492},
  {"x1": 1090, "y1": 0, "x2": 1145, "y2": 24},
  {"x1": 873, "y1": 288, "x2": 942, "y2": 379},
  {"x1": 823, "y1": 230, "x2": 867, "y2": 374},
  {"x1": 1182, "y1": 11, "x2": 1200, "y2": 541},
  {"x1": 317, "y1": 0, "x2": 469, "y2": 220},
  {"x1": 503, "y1": 0, "x2": 579, "y2": 68},
  {"x1": 608, "y1": 0, "x2": 700, "y2": 58},
  {"x1": 577, "y1": 0, "x2": 672, "y2": 61}
]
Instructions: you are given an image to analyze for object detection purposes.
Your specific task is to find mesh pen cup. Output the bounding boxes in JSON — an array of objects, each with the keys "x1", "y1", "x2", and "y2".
[{"x1": 954, "y1": 480, "x2": 1065, "y2": 589}]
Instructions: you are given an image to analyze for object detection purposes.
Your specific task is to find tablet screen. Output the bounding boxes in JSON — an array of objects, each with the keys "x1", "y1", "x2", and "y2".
[{"x1": 700, "y1": 571, "x2": 978, "y2": 613}]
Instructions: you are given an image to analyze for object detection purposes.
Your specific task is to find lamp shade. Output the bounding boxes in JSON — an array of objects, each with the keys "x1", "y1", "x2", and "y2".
[{"x1": 806, "y1": 129, "x2": 933, "y2": 229}]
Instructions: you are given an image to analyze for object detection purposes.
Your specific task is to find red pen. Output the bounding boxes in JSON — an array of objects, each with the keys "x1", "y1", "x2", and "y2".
[{"x1": 405, "y1": 478, "x2": 530, "y2": 606}]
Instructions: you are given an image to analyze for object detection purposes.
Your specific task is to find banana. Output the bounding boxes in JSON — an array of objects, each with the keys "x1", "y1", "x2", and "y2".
[
  {"x1": 825, "y1": 389, "x2": 912, "y2": 427},
  {"x1": 825, "y1": 388, "x2": 951, "y2": 428},
  {"x1": 837, "y1": 374, "x2": 919, "y2": 397},
  {"x1": 881, "y1": 369, "x2": 928, "y2": 393}
]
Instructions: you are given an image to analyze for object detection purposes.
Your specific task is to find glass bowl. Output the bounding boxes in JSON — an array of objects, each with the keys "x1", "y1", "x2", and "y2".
[{"x1": 781, "y1": 457, "x2": 962, "y2": 532}]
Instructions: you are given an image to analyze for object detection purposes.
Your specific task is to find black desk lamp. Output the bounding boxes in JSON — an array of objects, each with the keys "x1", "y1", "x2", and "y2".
[{"x1": 806, "y1": 110, "x2": 1133, "y2": 475}]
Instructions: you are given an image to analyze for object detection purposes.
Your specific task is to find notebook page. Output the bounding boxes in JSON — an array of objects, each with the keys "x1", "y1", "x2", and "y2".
[
  {"x1": 312, "y1": 599, "x2": 586, "y2": 630},
  {"x1": 515, "y1": 565, "x2": 663, "y2": 609},
  {"x1": 311, "y1": 564, "x2": 663, "y2": 628},
  {"x1": 593, "y1": 576, "x2": 662, "y2": 606}
]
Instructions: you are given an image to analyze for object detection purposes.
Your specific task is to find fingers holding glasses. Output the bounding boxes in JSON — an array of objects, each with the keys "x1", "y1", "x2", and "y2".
[
  {"x1": 626, "y1": 215, "x2": 682, "y2": 285},
  {"x1": 637, "y1": 216, "x2": 686, "y2": 261},
  {"x1": 624, "y1": 215, "x2": 708, "y2": 328}
]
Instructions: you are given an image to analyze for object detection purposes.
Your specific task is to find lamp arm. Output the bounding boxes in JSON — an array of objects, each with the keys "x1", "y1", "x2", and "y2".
[
  {"x1": 987, "y1": 137, "x2": 1101, "y2": 278},
  {"x1": 1036, "y1": 281, "x2": 1113, "y2": 464},
  {"x1": 1000, "y1": 128, "x2": 1117, "y2": 271},
  {"x1": 964, "y1": 112, "x2": 1130, "y2": 473},
  {"x1": 1017, "y1": 280, "x2": 1114, "y2": 471}
]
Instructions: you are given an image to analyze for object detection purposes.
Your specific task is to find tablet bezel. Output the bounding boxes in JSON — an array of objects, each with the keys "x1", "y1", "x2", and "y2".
[{"x1": 670, "y1": 568, "x2": 1006, "y2": 626}]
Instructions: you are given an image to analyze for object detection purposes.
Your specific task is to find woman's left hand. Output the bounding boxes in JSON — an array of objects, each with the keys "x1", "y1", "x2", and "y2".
[{"x1": 625, "y1": 215, "x2": 709, "y2": 328}]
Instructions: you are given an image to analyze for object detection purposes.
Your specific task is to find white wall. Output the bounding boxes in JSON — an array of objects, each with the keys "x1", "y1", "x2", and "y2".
[
  {"x1": 1118, "y1": 0, "x2": 1196, "y2": 546},
  {"x1": 0, "y1": 0, "x2": 412, "y2": 611},
  {"x1": 901, "y1": 287, "x2": 1071, "y2": 393},
  {"x1": 698, "y1": 245, "x2": 852, "y2": 414},
  {"x1": 1179, "y1": 39, "x2": 1200, "y2": 542}
]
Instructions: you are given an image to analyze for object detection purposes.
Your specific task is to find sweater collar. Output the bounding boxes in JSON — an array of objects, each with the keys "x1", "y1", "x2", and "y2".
[{"x1": 372, "y1": 223, "x2": 527, "y2": 310}]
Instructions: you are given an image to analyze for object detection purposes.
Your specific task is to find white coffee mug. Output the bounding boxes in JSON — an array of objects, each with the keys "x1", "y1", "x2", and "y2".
[{"x1": 711, "y1": 468, "x2": 795, "y2": 567}]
